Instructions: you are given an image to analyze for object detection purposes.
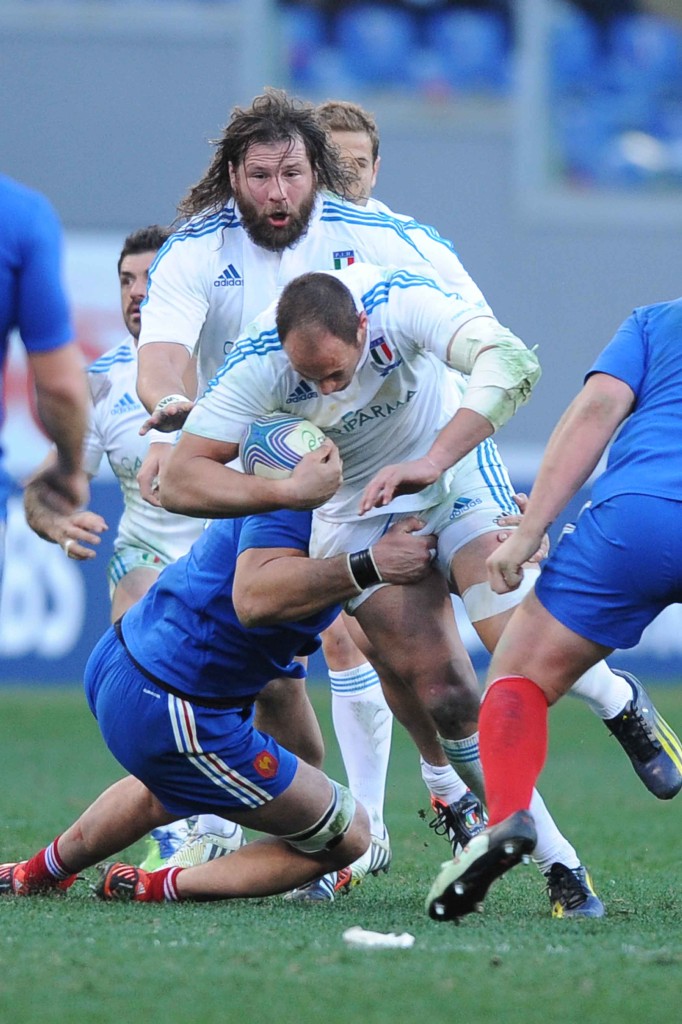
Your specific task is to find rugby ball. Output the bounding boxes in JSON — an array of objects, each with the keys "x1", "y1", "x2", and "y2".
[{"x1": 239, "y1": 415, "x2": 326, "y2": 480}]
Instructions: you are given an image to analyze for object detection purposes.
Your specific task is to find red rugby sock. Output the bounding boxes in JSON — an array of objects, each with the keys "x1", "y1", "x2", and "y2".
[
  {"x1": 479, "y1": 675, "x2": 549, "y2": 825},
  {"x1": 23, "y1": 836, "x2": 77, "y2": 892},
  {"x1": 143, "y1": 865, "x2": 183, "y2": 902}
]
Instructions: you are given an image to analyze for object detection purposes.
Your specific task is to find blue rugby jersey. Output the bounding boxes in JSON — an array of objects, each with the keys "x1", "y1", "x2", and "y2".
[
  {"x1": 119, "y1": 509, "x2": 340, "y2": 701},
  {"x1": 586, "y1": 297, "x2": 682, "y2": 503},
  {"x1": 0, "y1": 175, "x2": 72, "y2": 510}
]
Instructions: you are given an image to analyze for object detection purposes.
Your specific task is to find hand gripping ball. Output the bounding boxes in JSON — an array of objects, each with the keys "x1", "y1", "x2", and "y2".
[{"x1": 239, "y1": 415, "x2": 326, "y2": 480}]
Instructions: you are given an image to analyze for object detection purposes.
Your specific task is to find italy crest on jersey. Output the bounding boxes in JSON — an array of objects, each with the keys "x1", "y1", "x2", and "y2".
[
  {"x1": 333, "y1": 249, "x2": 355, "y2": 269},
  {"x1": 369, "y1": 336, "x2": 402, "y2": 377}
]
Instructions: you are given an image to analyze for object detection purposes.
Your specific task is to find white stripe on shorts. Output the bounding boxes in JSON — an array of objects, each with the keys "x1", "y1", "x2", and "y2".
[{"x1": 167, "y1": 695, "x2": 271, "y2": 808}]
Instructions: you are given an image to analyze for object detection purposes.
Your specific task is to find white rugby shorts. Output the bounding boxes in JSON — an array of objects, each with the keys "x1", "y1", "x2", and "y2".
[
  {"x1": 106, "y1": 545, "x2": 169, "y2": 599},
  {"x1": 310, "y1": 440, "x2": 519, "y2": 612}
]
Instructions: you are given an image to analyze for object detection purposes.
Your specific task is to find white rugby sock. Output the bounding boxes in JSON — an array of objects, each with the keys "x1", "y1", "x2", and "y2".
[
  {"x1": 330, "y1": 663, "x2": 392, "y2": 834},
  {"x1": 438, "y1": 733, "x2": 485, "y2": 803},
  {"x1": 419, "y1": 757, "x2": 469, "y2": 805},
  {"x1": 194, "y1": 814, "x2": 234, "y2": 837},
  {"x1": 569, "y1": 662, "x2": 632, "y2": 719},
  {"x1": 529, "y1": 789, "x2": 580, "y2": 874}
]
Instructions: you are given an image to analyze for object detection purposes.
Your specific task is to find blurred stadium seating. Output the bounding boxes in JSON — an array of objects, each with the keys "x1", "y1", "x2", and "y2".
[
  {"x1": 277, "y1": 0, "x2": 682, "y2": 190},
  {"x1": 549, "y1": 3, "x2": 682, "y2": 187},
  {"x1": 335, "y1": 4, "x2": 420, "y2": 87},
  {"x1": 5, "y1": 1, "x2": 682, "y2": 190},
  {"x1": 280, "y1": 2, "x2": 514, "y2": 96},
  {"x1": 423, "y1": 7, "x2": 512, "y2": 94},
  {"x1": 550, "y1": 1, "x2": 602, "y2": 92}
]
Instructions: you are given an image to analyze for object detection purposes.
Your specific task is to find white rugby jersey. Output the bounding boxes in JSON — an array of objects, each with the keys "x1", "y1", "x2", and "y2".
[
  {"x1": 139, "y1": 192, "x2": 491, "y2": 393},
  {"x1": 85, "y1": 338, "x2": 205, "y2": 560},
  {"x1": 366, "y1": 196, "x2": 470, "y2": 397},
  {"x1": 364, "y1": 196, "x2": 484, "y2": 308},
  {"x1": 185, "y1": 263, "x2": 491, "y2": 523}
]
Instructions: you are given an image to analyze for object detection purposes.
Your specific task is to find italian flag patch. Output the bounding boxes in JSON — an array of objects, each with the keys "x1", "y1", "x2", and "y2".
[{"x1": 333, "y1": 250, "x2": 355, "y2": 270}]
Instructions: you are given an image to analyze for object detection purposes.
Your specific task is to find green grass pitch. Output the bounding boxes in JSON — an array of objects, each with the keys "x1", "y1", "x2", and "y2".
[{"x1": 1, "y1": 682, "x2": 680, "y2": 1024}]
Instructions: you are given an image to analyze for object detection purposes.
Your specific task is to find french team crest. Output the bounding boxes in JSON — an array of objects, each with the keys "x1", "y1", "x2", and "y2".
[
  {"x1": 253, "y1": 750, "x2": 279, "y2": 779},
  {"x1": 333, "y1": 249, "x2": 355, "y2": 270},
  {"x1": 369, "y1": 335, "x2": 402, "y2": 376}
]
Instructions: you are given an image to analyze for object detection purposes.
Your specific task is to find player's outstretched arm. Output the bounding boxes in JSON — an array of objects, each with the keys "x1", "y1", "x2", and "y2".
[
  {"x1": 358, "y1": 408, "x2": 493, "y2": 514},
  {"x1": 159, "y1": 435, "x2": 342, "y2": 518},
  {"x1": 233, "y1": 516, "x2": 437, "y2": 627},
  {"x1": 487, "y1": 373, "x2": 634, "y2": 594},
  {"x1": 24, "y1": 454, "x2": 104, "y2": 558},
  {"x1": 360, "y1": 316, "x2": 541, "y2": 515},
  {"x1": 137, "y1": 341, "x2": 194, "y2": 431},
  {"x1": 495, "y1": 493, "x2": 550, "y2": 563},
  {"x1": 29, "y1": 344, "x2": 88, "y2": 470},
  {"x1": 28, "y1": 344, "x2": 90, "y2": 513}
]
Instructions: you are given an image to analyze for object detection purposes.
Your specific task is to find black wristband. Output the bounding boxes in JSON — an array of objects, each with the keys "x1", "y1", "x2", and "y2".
[{"x1": 347, "y1": 548, "x2": 383, "y2": 591}]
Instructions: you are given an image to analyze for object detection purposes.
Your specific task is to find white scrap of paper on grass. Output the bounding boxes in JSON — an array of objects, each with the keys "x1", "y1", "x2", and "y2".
[{"x1": 342, "y1": 926, "x2": 415, "y2": 949}]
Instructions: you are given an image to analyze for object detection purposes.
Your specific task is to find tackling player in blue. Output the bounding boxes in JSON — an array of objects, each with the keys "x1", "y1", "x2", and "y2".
[{"x1": 0, "y1": 472, "x2": 436, "y2": 901}]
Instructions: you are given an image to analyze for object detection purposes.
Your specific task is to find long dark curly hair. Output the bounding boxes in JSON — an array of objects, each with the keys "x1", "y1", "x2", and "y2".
[{"x1": 177, "y1": 88, "x2": 355, "y2": 221}]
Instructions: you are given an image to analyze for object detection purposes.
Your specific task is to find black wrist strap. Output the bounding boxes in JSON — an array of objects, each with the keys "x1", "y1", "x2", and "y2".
[{"x1": 347, "y1": 547, "x2": 383, "y2": 591}]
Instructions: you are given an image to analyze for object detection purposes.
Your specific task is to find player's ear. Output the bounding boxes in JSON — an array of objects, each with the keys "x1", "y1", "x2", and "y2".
[
  {"x1": 357, "y1": 310, "x2": 368, "y2": 345},
  {"x1": 228, "y1": 162, "x2": 238, "y2": 190}
]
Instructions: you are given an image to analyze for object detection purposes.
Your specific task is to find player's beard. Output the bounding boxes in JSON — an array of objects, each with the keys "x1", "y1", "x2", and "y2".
[
  {"x1": 234, "y1": 185, "x2": 317, "y2": 252},
  {"x1": 124, "y1": 307, "x2": 141, "y2": 341}
]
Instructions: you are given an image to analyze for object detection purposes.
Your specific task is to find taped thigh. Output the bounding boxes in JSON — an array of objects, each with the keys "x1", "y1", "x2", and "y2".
[
  {"x1": 283, "y1": 780, "x2": 356, "y2": 853},
  {"x1": 462, "y1": 566, "x2": 539, "y2": 623}
]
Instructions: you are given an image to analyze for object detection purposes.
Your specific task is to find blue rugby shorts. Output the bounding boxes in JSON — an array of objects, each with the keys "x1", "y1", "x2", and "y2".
[
  {"x1": 535, "y1": 494, "x2": 682, "y2": 650},
  {"x1": 84, "y1": 627, "x2": 298, "y2": 817}
]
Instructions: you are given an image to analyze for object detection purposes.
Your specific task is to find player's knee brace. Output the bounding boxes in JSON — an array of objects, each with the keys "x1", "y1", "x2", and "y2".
[
  {"x1": 283, "y1": 780, "x2": 356, "y2": 854},
  {"x1": 462, "y1": 566, "x2": 539, "y2": 623}
]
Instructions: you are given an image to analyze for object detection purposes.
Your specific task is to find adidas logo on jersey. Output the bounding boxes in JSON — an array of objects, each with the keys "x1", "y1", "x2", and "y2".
[
  {"x1": 214, "y1": 264, "x2": 243, "y2": 287},
  {"x1": 286, "y1": 380, "x2": 318, "y2": 403},
  {"x1": 448, "y1": 496, "x2": 483, "y2": 520},
  {"x1": 111, "y1": 392, "x2": 139, "y2": 415}
]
